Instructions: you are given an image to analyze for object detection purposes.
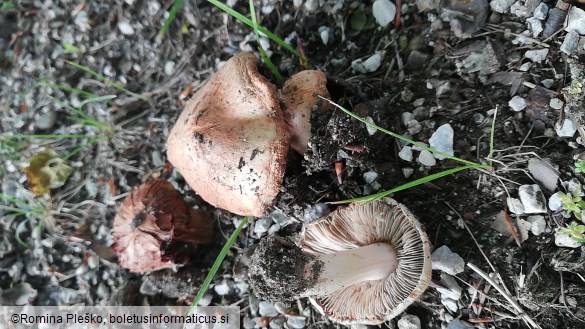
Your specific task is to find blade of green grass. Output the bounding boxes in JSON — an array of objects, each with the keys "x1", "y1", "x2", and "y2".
[
  {"x1": 207, "y1": 0, "x2": 306, "y2": 65},
  {"x1": 330, "y1": 165, "x2": 477, "y2": 204},
  {"x1": 320, "y1": 96, "x2": 490, "y2": 169},
  {"x1": 189, "y1": 216, "x2": 250, "y2": 313},
  {"x1": 48, "y1": 95, "x2": 112, "y2": 131},
  {"x1": 9, "y1": 133, "x2": 96, "y2": 139},
  {"x1": 156, "y1": 0, "x2": 185, "y2": 43},
  {"x1": 64, "y1": 136, "x2": 101, "y2": 160},
  {"x1": 65, "y1": 60, "x2": 149, "y2": 101},
  {"x1": 43, "y1": 82, "x2": 100, "y2": 98},
  {"x1": 487, "y1": 106, "x2": 497, "y2": 161},
  {"x1": 15, "y1": 218, "x2": 31, "y2": 248},
  {"x1": 248, "y1": 0, "x2": 283, "y2": 82}
]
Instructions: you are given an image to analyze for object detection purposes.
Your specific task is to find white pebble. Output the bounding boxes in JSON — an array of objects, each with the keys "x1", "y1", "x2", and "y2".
[
  {"x1": 352, "y1": 53, "x2": 382, "y2": 73},
  {"x1": 259, "y1": 301, "x2": 279, "y2": 317},
  {"x1": 525, "y1": 48, "x2": 549, "y2": 63},
  {"x1": 518, "y1": 184, "x2": 547, "y2": 214},
  {"x1": 548, "y1": 192, "x2": 563, "y2": 211},
  {"x1": 555, "y1": 232, "x2": 581, "y2": 248},
  {"x1": 363, "y1": 171, "x2": 378, "y2": 184},
  {"x1": 431, "y1": 245, "x2": 465, "y2": 275},
  {"x1": 117, "y1": 21, "x2": 135, "y2": 35},
  {"x1": 418, "y1": 150, "x2": 436, "y2": 166},
  {"x1": 549, "y1": 98, "x2": 564, "y2": 110},
  {"x1": 402, "y1": 167, "x2": 414, "y2": 178},
  {"x1": 397, "y1": 315, "x2": 421, "y2": 329},
  {"x1": 399, "y1": 146, "x2": 413, "y2": 162},
  {"x1": 214, "y1": 281, "x2": 231, "y2": 295},
  {"x1": 365, "y1": 116, "x2": 377, "y2": 135},
  {"x1": 508, "y1": 95, "x2": 527, "y2": 111},
  {"x1": 164, "y1": 61, "x2": 175, "y2": 76},
  {"x1": 555, "y1": 118, "x2": 577, "y2": 138},
  {"x1": 429, "y1": 124, "x2": 454, "y2": 160},
  {"x1": 526, "y1": 215, "x2": 546, "y2": 235},
  {"x1": 372, "y1": 0, "x2": 396, "y2": 27},
  {"x1": 507, "y1": 197, "x2": 525, "y2": 215}
]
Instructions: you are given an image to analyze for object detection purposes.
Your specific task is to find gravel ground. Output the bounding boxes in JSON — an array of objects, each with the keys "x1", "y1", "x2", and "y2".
[{"x1": 2, "y1": 0, "x2": 585, "y2": 328}]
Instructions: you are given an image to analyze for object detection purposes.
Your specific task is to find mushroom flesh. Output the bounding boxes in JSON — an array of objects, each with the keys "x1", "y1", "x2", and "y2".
[{"x1": 249, "y1": 197, "x2": 431, "y2": 325}]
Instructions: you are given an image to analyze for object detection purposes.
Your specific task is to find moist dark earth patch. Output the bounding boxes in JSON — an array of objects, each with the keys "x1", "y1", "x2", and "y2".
[{"x1": 248, "y1": 236, "x2": 320, "y2": 302}]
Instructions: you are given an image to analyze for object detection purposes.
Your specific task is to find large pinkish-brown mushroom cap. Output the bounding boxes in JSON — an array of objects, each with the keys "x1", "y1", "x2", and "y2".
[{"x1": 166, "y1": 52, "x2": 290, "y2": 217}]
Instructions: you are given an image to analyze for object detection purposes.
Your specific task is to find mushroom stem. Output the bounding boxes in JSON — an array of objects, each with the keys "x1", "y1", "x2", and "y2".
[{"x1": 304, "y1": 243, "x2": 398, "y2": 297}]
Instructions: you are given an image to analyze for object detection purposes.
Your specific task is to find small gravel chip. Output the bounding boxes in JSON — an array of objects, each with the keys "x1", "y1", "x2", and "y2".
[
  {"x1": 373, "y1": 0, "x2": 396, "y2": 27},
  {"x1": 399, "y1": 146, "x2": 413, "y2": 162},
  {"x1": 34, "y1": 111, "x2": 57, "y2": 130},
  {"x1": 555, "y1": 118, "x2": 577, "y2": 138},
  {"x1": 214, "y1": 281, "x2": 231, "y2": 295},
  {"x1": 555, "y1": 232, "x2": 581, "y2": 248},
  {"x1": 117, "y1": 21, "x2": 135, "y2": 35},
  {"x1": 525, "y1": 48, "x2": 549, "y2": 63},
  {"x1": 397, "y1": 315, "x2": 421, "y2": 329},
  {"x1": 403, "y1": 167, "x2": 414, "y2": 178},
  {"x1": 432, "y1": 245, "x2": 465, "y2": 275},
  {"x1": 507, "y1": 197, "x2": 525, "y2": 215},
  {"x1": 363, "y1": 171, "x2": 378, "y2": 184},
  {"x1": 287, "y1": 316, "x2": 306, "y2": 329},
  {"x1": 164, "y1": 61, "x2": 175, "y2": 76},
  {"x1": 508, "y1": 95, "x2": 527, "y2": 111},
  {"x1": 527, "y1": 158, "x2": 559, "y2": 191},
  {"x1": 533, "y1": 3, "x2": 549, "y2": 20},
  {"x1": 541, "y1": 79, "x2": 554, "y2": 88},
  {"x1": 429, "y1": 124, "x2": 454, "y2": 160},
  {"x1": 418, "y1": 150, "x2": 436, "y2": 166},
  {"x1": 526, "y1": 17, "x2": 543, "y2": 37},
  {"x1": 561, "y1": 31, "x2": 579, "y2": 54},
  {"x1": 270, "y1": 210, "x2": 289, "y2": 226},
  {"x1": 197, "y1": 294, "x2": 213, "y2": 306},
  {"x1": 566, "y1": 7, "x2": 585, "y2": 35},
  {"x1": 319, "y1": 26, "x2": 329, "y2": 45},
  {"x1": 490, "y1": 0, "x2": 515, "y2": 13},
  {"x1": 442, "y1": 297, "x2": 459, "y2": 312},
  {"x1": 407, "y1": 120, "x2": 422, "y2": 135},
  {"x1": 402, "y1": 112, "x2": 414, "y2": 126},
  {"x1": 259, "y1": 301, "x2": 279, "y2": 317},
  {"x1": 365, "y1": 116, "x2": 377, "y2": 135},
  {"x1": 518, "y1": 184, "x2": 547, "y2": 214},
  {"x1": 549, "y1": 98, "x2": 564, "y2": 110},
  {"x1": 548, "y1": 191, "x2": 563, "y2": 211},
  {"x1": 526, "y1": 215, "x2": 546, "y2": 235},
  {"x1": 139, "y1": 278, "x2": 160, "y2": 296},
  {"x1": 304, "y1": 203, "x2": 331, "y2": 222},
  {"x1": 253, "y1": 217, "x2": 272, "y2": 235},
  {"x1": 351, "y1": 53, "x2": 382, "y2": 73}
]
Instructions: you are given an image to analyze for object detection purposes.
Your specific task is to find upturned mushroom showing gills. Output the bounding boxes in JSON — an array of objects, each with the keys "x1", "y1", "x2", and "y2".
[
  {"x1": 249, "y1": 198, "x2": 432, "y2": 325},
  {"x1": 166, "y1": 52, "x2": 289, "y2": 217},
  {"x1": 112, "y1": 180, "x2": 213, "y2": 273}
]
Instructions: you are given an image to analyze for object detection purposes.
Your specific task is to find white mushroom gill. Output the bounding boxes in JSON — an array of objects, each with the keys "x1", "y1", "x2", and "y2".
[{"x1": 304, "y1": 243, "x2": 399, "y2": 297}]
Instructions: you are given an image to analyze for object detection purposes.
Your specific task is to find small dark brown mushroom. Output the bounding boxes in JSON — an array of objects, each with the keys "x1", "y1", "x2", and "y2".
[
  {"x1": 249, "y1": 198, "x2": 432, "y2": 325},
  {"x1": 112, "y1": 180, "x2": 213, "y2": 273}
]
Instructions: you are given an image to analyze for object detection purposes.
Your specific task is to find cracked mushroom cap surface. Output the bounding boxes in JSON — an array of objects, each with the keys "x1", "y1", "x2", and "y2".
[
  {"x1": 166, "y1": 52, "x2": 289, "y2": 217},
  {"x1": 112, "y1": 180, "x2": 213, "y2": 273},
  {"x1": 298, "y1": 197, "x2": 432, "y2": 325}
]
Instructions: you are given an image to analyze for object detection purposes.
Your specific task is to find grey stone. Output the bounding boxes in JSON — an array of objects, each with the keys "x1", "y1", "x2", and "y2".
[
  {"x1": 507, "y1": 197, "x2": 525, "y2": 214},
  {"x1": 435, "y1": 274, "x2": 462, "y2": 300},
  {"x1": 555, "y1": 118, "x2": 577, "y2": 137},
  {"x1": 403, "y1": 167, "x2": 414, "y2": 178},
  {"x1": 34, "y1": 110, "x2": 57, "y2": 130},
  {"x1": 533, "y1": 3, "x2": 549, "y2": 20},
  {"x1": 259, "y1": 301, "x2": 279, "y2": 317},
  {"x1": 527, "y1": 158, "x2": 559, "y2": 191},
  {"x1": 509, "y1": 95, "x2": 527, "y2": 111},
  {"x1": 399, "y1": 146, "x2": 413, "y2": 162},
  {"x1": 548, "y1": 192, "x2": 563, "y2": 211},
  {"x1": 490, "y1": 0, "x2": 515, "y2": 13},
  {"x1": 270, "y1": 210, "x2": 289, "y2": 226},
  {"x1": 518, "y1": 184, "x2": 547, "y2": 214},
  {"x1": 402, "y1": 112, "x2": 415, "y2": 126},
  {"x1": 526, "y1": 215, "x2": 546, "y2": 235},
  {"x1": 365, "y1": 116, "x2": 377, "y2": 135},
  {"x1": 287, "y1": 315, "x2": 306, "y2": 328},
  {"x1": 418, "y1": 150, "x2": 436, "y2": 166},
  {"x1": 304, "y1": 203, "x2": 331, "y2": 222},
  {"x1": 431, "y1": 245, "x2": 465, "y2": 275},
  {"x1": 525, "y1": 48, "x2": 549, "y2": 63},
  {"x1": 566, "y1": 7, "x2": 585, "y2": 35},
  {"x1": 442, "y1": 297, "x2": 459, "y2": 312},
  {"x1": 397, "y1": 315, "x2": 421, "y2": 329},
  {"x1": 407, "y1": 120, "x2": 422, "y2": 135},
  {"x1": 561, "y1": 31, "x2": 580, "y2": 55},
  {"x1": 526, "y1": 17, "x2": 543, "y2": 37},
  {"x1": 117, "y1": 21, "x2": 135, "y2": 35},
  {"x1": 373, "y1": 0, "x2": 396, "y2": 27},
  {"x1": 214, "y1": 281, "x2": 231, "y2": 295},
  {"x1": 549, "y1": 98, "x2": 564, "y2": 110},
  {"x1": 352, "y1": 53, "x2": 382, "y2": 73},
  {"x1": 429, "y1": 124, "x2": 454, "y2": 160},
  {"x1": 254, "y1": 217, "x2": 272, "y2": 235},
  {"x1": 363, "y1": 171, "x2": 378, "y2": 184},
  {"x1": 555, "y1": 232, "x2": 581, "y2": 248}
]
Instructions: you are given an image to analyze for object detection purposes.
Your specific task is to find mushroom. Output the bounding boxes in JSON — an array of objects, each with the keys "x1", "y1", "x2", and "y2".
[
  {"x1": 281, "y1": 70, "x2": 330, "y2": 154},
  {"x1": 166, "y1": 52, "x2": 329, "y2": 217},
  {"x1": 112, "y1": 180, "x2": 213, "y2": 273},
  {"x1": 249, "y1": 197, "x2": 432, "y2": 325}
]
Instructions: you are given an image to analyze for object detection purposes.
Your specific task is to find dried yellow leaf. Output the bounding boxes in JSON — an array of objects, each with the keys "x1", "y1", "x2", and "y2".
[{"x1": 22, "y1": 149, "x2": 73, "y2": 196}]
